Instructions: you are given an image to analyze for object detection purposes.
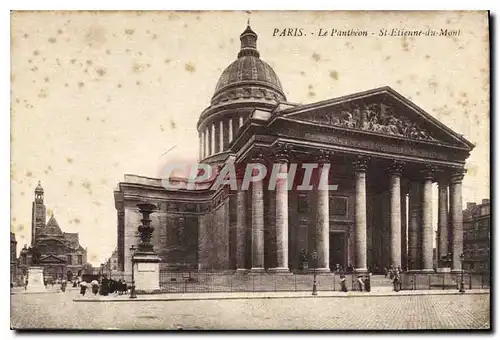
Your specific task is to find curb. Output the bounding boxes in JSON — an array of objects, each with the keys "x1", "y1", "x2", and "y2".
[{"x1": 72, "y1": 290, "x2": 490, "y2": 302}]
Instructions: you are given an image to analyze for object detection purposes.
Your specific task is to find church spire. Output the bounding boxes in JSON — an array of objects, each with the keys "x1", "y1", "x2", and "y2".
[{"x1": 238, "y1": 22, "x2": 260, "y2": 58}]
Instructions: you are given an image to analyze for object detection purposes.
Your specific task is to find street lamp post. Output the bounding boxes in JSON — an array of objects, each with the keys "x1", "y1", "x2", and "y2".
[
  {"x1": 459, "y1": 253, "x2": 465, "y2": 293},
  {"x1": 129, "y1": 245, "x2": 137, "y2": 299},
  {"x1": 311, "y1": 250, "x2": 318, "y2": 296}
]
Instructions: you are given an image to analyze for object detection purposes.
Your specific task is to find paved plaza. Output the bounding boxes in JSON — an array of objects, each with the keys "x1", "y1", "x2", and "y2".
[{"x1": 10, "y1": 288, "x2": 490, "y2": 330}]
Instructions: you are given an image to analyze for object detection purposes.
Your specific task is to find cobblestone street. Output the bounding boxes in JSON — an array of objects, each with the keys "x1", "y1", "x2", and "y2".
[{"x1": 10, "y1": 289, "x2": 490, "y2": 330}]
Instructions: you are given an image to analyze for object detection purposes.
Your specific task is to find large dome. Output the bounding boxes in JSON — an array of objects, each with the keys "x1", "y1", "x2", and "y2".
[
  {"x1": 214, "y1": 57, "x2": 284, "y2": 94},
  {"x1": 210, "y1": 25, "x2": 286, "y2": 106}
]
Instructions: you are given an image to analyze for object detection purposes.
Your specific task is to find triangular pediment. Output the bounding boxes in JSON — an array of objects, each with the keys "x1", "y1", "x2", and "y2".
[
  {"x1": 279, "y1": 86, "x2": 474, "y2": 150},
  {"x1": 39, "y1": 254, "x2": 66, "y2": 264}
]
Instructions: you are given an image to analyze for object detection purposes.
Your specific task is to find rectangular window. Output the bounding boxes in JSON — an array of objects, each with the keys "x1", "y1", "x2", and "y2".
[
  {"x1": 77, "y1": 255, "x2": 83, "y2": 265},
  {"x1": 67, "y1": 255, "x2": 72, "y2": 265}
]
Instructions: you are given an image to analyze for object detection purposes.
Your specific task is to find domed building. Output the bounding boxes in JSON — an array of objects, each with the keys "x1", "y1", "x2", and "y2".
[{"x1": 114, "y1": 24, "x2": 474, "y2": 282}]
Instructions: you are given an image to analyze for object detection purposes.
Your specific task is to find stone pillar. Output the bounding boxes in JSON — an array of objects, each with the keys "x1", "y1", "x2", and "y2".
[
  {"x1": 205, "y1": 128, "x2": 209, "y2": 157},
  {"x1": 211, "y1": 123, "x2": 216, "y2": 155},
  {"x1": 450, "y1": 169, "x2": 465, "y2": 273},
  {"x1": 201, "y1": 131, "x2": 205, "y2": 159},
  {"x1": 251, "y1": 156, "x2": 265, "y2": 272},
  {"x1": 269, "y1": 153, "x2": 290, "y2": 273},
  {"x1": 198, "y1": 132, "x2": 202, "y2": 161},
  {"x1": 353, "y1": 158, "x2": 368, "y2": 273},
  {"x1": 401, "y1": 189, "x2": 408, "y2": 270},
  {"x1": 207, "y1": 126, "x2": 212, "y2": 156},
  {"x1": 288, "y1": 188, "x2": 299, "y2": 270},
  {"x1": 408, "y1": 181, "x2": 421, "y2": 271},
  {"x1": 239, "y1": 115, "x2": 243, "y2": 128},
  {"x1": 313, "y1": 160, "x2": 330, "y2": 272},
  {"x1": 421, "y1": 166, "x2": 435, "y2": 272},
  {"x1": 235, "y1": 170, "x2": 247, "y2": 273},
  {"x1": 437, "y1": 179, "x2": 450, "y2": 271},
  {"x1": 219, "y1": 120, "x2": 224, "y2": 153},
  {"x1": 388, "y1": 162, "x2": 403, "y2": 268},
  {"x1": 228, "y1": 118, "x2": 233, "y2": 143}
]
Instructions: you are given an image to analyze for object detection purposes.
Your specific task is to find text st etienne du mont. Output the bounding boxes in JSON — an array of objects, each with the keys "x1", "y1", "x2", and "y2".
[{"x1": 272, "y1": 28, "x2": 461, "y2": 37}]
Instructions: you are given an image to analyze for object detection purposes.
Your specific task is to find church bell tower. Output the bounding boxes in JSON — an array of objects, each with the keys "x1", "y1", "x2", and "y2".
[{"x1": 31, "y1": 181, "x2": 46, "y2": 246}]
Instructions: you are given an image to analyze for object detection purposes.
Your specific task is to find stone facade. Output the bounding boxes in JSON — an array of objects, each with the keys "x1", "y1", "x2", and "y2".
[
  {"x1": 463, "y1": 199, "x2": 490, "y2": 273},
  {"x1": 114, "y1": 25, "x2": 474, "y2": 276},
  {"x1": 17, "y1": 182, "x2": 88, "y2": 283}
]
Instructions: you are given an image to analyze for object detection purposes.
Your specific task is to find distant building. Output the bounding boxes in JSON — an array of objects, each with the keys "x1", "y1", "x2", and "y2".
[
  {"x1": 463, "y1": 198, "x2": 490, "y2": 273},
  {"x1": 104, "y1": 248, "x2": 119, "y2": 277},
  {"x1": 11, "y1": 232, "x2": 17, "y2": 284},
  {"x1": 17, "y1": 181, "x2": 88, "y2": 283}
]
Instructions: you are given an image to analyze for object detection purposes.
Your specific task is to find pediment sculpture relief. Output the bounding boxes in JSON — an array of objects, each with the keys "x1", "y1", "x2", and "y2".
[{"x1": 305, "y1": 103, "x2": 436, "y2": 141}]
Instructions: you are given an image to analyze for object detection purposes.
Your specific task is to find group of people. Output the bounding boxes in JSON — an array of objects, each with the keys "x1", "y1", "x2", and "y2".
[
  {"x1": 338, "y1": 274, "x2": 371, "y2": 292},
  {"x1": 79, "y1": 277, "x2": 128, "y2": 296},
  {"x1": 385, "y1": 265, "x2": 403, "y2": 292}
]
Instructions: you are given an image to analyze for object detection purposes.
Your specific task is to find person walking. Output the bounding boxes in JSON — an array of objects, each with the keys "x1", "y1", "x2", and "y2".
[
  {"x1": 357, "y1": 275, "x2": 365, "y2": 292},
  {"x1": 91, "y1": 279, "x2": 99, "y2": 295},
  {"x1": 340, "y1": 275, "x2": 348, "y2": 292},
  {"x1": 393, "y1": 270, "x2": 401, "y2": 292},
  {"x1": 364, "y1": 274, "x2": 371, "y2": 292},
  {"x1": 80, "y1": 280, "x2": 88, "y2": 296}
]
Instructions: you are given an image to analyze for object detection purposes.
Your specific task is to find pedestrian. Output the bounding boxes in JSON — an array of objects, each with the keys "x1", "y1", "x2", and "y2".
[
  {"x1": 364, "y1": 274, "x2": 371, "y2": 292},
  {"x1": 61, "y1": 280, "x2": 66, "y2": 292},
  {"x1": 340, "y1": 275, "x2": 348, "y2": 292},
  {"x1": 80, "y1": 281, "x2": 88, "y2": 296},
  {"x1": 357, "y1": 275, "x2": 365, "y2": 292},
  {"x1": 99, "y1": 276, "x2": 109, "y2": 296},
  {"x1": 393, "y1": 271, "x2": 400, "y2": 292},
  {"x1": 24, "y1": 279, "x2": 28, "y2": 290},
  {"x1": 91, "y1": 279, "x2": 99, "y2": 295}
]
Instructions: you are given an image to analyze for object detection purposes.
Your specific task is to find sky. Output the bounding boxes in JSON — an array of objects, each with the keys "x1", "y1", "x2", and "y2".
[{"x1": 10, "y1": 11, "x2": 489, "y2": 266}]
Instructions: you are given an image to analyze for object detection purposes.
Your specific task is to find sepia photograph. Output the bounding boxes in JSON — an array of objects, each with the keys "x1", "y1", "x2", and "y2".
[{"x1": 9, "y1": 9, "x2": 490, "y2": 330}]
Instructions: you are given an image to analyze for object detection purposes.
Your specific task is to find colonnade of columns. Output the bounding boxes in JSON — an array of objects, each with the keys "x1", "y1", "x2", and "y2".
[
  {"x1": 232, "y1": 154, "x2": 466, "y2": 274},
  {"x1": 199, "y1": 115, "x2": 246, "y2": 160}
]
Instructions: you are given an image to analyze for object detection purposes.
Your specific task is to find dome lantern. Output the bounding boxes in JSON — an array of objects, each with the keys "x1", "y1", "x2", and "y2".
[{"x1": 238, "y1": 23, "x2": 260, "y2": 58}]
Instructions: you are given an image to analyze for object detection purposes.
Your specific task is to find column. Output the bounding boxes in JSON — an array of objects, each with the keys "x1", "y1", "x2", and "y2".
[
  {"x1": 421, "y1": 166, "x2": 434, "y2": 272},
  {"x1": 401, "y1": 189, "x2": 408, "y2": 270},
  {"x1": 388, "y1": 162, "x2": 403, "y2": 268},
  {"x1": 408, "y1": 181, "x2": 421, "y2": 271},
  {"x1": 201, "y1": 131, "x2": 205, "y2": 159},
  {"x1": 204, "y1": 128, "x2": 209, "y2": 157},
  {"x1": 219, "y1": 120, "x2": 224, "y2": 153},
  {"x1": 207, "y1": 126, "x2": 212, "y2": 156},
  {"x1": 251, "y1": 155, "x2": 265, "y2": 272},
  {"x1": 235, "y1": 170, "x2": 247, "y2": 273},
  {"x1": 239, "y1": 115, "x2": 243, "y2": 128},
  {"x1": 314, "y1": 159, "x2": 330, "y2": 272},
  {"x1": 450, "y1": 169, "x2": 465, "y2": 272},
  {"x1": 288, "y1": 188, "x2": 299, "y2": 270},
  {"x1": 211, "y1": 123, "x2": 215, "y2": 155},
  {"x1": 198, "y1": 132, "x2": 202, "y2": 160},
  {"x1": 228, "y1": 118, "x2": 233, "y2": 144},
  {"x1": 269, "y1": 153, "x2": 290, "y2": 272},
  {"x1": 354, "y1": 158, "x2": 368, "y2": 273},
  {"x1": 437, "y1": 178, "x2": 450, "y2": 271}
]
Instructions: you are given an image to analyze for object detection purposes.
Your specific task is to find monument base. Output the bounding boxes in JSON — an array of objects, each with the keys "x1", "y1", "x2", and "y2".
[
  {"x1": 26, "y1": 267, "x2": 46, "y2": 293},
  {"x1": 133, "y1": 253, "x2": 161, "y2": 292}
]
